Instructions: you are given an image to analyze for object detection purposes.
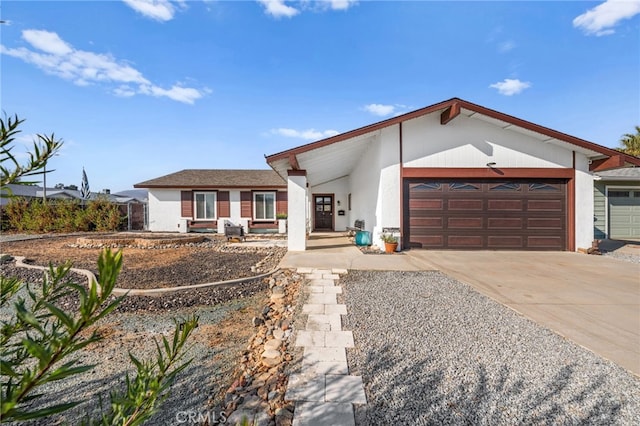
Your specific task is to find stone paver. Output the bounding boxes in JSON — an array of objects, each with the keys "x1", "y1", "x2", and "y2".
[
  {"x1": 325, "y1": 331, "x2": 354, "y2": 348},
  {"x1": 285, "y1": 374, "x2": 325, "y2": 402},
  {"x1": 287, "y1": 268, "x2": 366, "y2": 425},
  {"x1": 325, "y1": 375, "x2": 367, "y2": 404},
  {"x1": 324, "y1": 304, "x2": 347, "y2": 315},
  {"x1": 306, "y1": 293, "x2": 337, "y2": 305},
  {"x1": 307, "y1": 313, "x2": 342, "y2": 331},
  {"x1": 293, "y1": 402, "x2": 354, "y2": 426},
  {"x1": 303, "y1": 347, "x2": 347, "y2": 364}
]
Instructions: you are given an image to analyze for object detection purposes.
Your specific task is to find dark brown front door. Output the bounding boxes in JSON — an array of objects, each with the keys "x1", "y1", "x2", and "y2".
[
  {"x1": 405, "y1": 179, "x2": 567, "y2": 250},
  {"x1": 314, "y1": 195, "x2": 334, "y2": 231}
]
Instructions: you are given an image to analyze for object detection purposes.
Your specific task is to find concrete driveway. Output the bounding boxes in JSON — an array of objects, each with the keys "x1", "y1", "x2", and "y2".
[{"x1": 407, "y1": 250, "x2": 640, "y2": 376}]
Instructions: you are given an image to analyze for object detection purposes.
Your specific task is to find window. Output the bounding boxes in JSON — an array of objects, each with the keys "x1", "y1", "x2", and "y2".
[
  {"x1": 413, "y1": 182, "x2": 442, "y2": 191},
  {"x1": 194, "y1": 192, "x2": 216, "y2": 219},
  {"x1": 449, "y1": 183, "x2": 479, "y2": 191},
  {"x1": 254, "y1": 192, "x2": 276, "y2": 221},
  {"x1": 608, "y1": 190, "x2": 630, "y2": 198},
  {"x1": 529, "y1": 183, "x2": 560, "y2": 192},
  {"x1": 490, "y1": 183, "x2": 521, "y2": 191}
]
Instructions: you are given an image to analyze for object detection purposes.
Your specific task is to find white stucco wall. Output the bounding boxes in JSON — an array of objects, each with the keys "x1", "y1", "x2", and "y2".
[
  {"x1": 148, "y1": 189, "x2": 183, "y2": 232},
  {"x1": 311, "y1": 176, "x2": 350, "y2": 231},
  {"x1": 288, "y1": 174, "x2": 308, "y2": 251},
  {"x1": 402, "y1": 112, "x2": 573, "y2": 168},
  {"x1": 348, "y1": 125, "x2": 401, "y2": 247},
  {"x1": 574, "y1": 153, "x2": 595, "y2": 249}
]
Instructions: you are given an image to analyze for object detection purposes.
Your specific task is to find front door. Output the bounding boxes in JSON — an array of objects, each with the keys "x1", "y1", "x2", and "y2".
[{"x1": 314, "y1": 194, "x2": 334, "y2": 231}]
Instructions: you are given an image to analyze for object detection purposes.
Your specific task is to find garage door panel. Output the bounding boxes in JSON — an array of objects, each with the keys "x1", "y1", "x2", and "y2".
[
  {"x1": 488, "y1": 236, "x2": 523, "y2": 248},
  {"x1": 608, "y1": 190, "x2": 640, "y2": 239},
  {"x1": 448, "y1": 199, "x2": 483, "y2": 210},
  {"x1": 488, "y1": 218, "x2": 523, "y2": 229},
  {"x1": 409, "y1": 199, "x2": 443, "y2": 210},
  {"x1": 406, "y1": 178, "x2": 567, "y2": 250},
  {"x1": 448, "y1": 235, "x2": 483, "y2": 248},
  {"x1": 527, "y1": 218, "x2": 563, "y2": 229},
  {"x1": 527, "y1": 200, "x2": 563, "y2": 211},
  {"x1": 410, "y1": 217, "x2": 443, "y2": 227},
  {"x1": 527, "y1": 236, "x2": 563, "y2": 249},
  {"x1": 487, "y1": 200, "x2": 523, "y2": 211},
  {"x1": 448, "y1": 217, "x2": 482, "y2": 228}
]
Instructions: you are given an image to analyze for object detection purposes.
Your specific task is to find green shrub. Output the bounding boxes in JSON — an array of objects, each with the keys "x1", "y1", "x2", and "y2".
[{"x1": 2, "y1": 198, "x2": 124, "y2": 233}]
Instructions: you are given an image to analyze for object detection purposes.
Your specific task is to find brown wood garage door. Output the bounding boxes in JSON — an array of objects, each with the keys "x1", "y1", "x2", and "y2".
[{"x1": 405, "y1": 179, "x2": 567, "y2": 250}]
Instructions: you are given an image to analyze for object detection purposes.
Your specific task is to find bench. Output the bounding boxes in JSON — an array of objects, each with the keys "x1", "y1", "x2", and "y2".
[{"x1": 346, "y1": 219, "x2": 365, "y2": 237}]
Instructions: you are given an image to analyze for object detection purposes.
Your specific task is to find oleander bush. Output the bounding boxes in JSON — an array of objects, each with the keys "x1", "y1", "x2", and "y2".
[{"x1": 1, "y1": 197, "x2": 124, "y2": 233}]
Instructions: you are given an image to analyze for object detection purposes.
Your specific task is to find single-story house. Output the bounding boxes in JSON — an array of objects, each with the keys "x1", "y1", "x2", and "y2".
[
  {"x1": 265, "y1": 97, "x2": 640, "y2": 251},
  {"x1": 134, "y1": 169, "x2": 287, "y2": 233},
  {"x1": 593, "y1": 167, "x2": 640, "y2": 240}
]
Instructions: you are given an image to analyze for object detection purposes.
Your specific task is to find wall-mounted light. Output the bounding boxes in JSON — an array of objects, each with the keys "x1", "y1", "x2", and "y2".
[{"x1": 337, "y1": 200, "x2": 341, "y2": 206}]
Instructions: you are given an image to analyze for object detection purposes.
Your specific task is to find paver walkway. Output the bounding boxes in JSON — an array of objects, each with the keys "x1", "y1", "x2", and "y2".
[{"x1": 285, "y1": 268, "x2": 366, "y2": 426}]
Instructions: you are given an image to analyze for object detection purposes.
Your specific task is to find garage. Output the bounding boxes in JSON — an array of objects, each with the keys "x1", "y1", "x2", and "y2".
[
  {"x1": 405, "y1": 179, "x2": 567, "y2": 250},
  {"x1": 608, "y1": 188, "x2": 640, "y2": 240}
]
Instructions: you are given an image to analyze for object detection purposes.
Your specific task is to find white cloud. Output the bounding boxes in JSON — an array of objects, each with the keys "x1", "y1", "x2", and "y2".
[
  {"x1": 257, "y1": 0, "x2": 300, "y2": 18},
  {"x1": 322, "y1": 0, "x2": 358, "y2": 11},
  {"x1": 489, "y1": 78, "x2": 531, "y2": 96},
  {"x1": 573, "y1": 0, "x2": 640, "y2": 36},
  {"x1": 271, "y1": 128, "x2": 340, "y2": 140},
  {"x1": 362, "y1": 103, "x2": 409, "y2": 117},
  {"x1": 257, "y1": 0, "x2": 357, "y2": 18},
  {"x1": 498, "y1": 40, "x2": 516, "y2": 53},
  {"x1": 122, "y1": 0, "x2": 181, "y2": 22},
  {"x1": 22, "y1": 29, "x2": 72, "y2": 55},
  {"x1": 363, "y1": 103, "x2": 395, "y2": 116},
  {"x1": 1, "y1": 29, "x2": 206, "y2": 104}
]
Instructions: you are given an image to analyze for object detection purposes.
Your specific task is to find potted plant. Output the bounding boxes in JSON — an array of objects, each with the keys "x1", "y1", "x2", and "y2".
[
  {"x1": 380, "y1": 232, "x2": 398, "y2": 253},
  {"x1": 276, "y1": 212, "x2": 287, "y2": 233}
]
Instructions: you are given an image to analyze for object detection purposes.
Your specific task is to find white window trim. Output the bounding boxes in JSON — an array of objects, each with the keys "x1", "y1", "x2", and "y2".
[
  {"x1": 253, "y1": 191, "x2": 276, "y2": 221},
  {"x1": 194, "y1": 191, "x2": 217, "y2": 220}
]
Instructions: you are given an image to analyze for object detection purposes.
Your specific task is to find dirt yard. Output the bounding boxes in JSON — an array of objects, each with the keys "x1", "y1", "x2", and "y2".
[
  {"x1": 0, "y1": 233, "x2": 285, "y2": 289},
  {"x1": 0, "y1": 232, "x2": 289, "y2": 423}
]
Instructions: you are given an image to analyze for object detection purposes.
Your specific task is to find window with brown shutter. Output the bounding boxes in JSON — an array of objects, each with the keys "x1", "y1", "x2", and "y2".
[
  {"x1": 276, "y1": 191, "x2": 288, "y2": 216},
  {"x1": 181, "y1": 191, "x2": 193, "y2": 217},
  {"x1": 240, "y1": 191, "x2": 252, "y2": 218},
  {"x1": 218, "y1": 191, "x2": 230, "y2": 217}
]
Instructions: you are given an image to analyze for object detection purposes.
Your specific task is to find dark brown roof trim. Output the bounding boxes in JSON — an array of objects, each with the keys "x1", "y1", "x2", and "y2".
[
  {"x1": 135, "y1": 185, "x2": 286, "y2": 189},
  {"x1": 440, "y1": 102, "x2": 461, "y2": 125},
  {"x1": 265, "y1": 97, "x2": 640, "y2": 167}
]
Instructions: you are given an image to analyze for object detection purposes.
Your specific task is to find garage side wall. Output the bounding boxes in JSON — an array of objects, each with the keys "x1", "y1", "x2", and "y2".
[
  {"x1": 593, "y1": 182, "x2": 607, "y2": 239},
  {"x1": 148, "y1": 189, "x2": 182, "y2": 232},
  {"x1": 574, "y1": 155, "x2": 595, "y2": 250},
  {"x1": 349, "y1": 126, "x2": 401, "y2": 245}
]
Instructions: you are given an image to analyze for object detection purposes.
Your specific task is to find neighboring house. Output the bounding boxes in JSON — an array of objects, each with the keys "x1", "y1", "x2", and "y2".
[
  {"x1": 593, "y1": 167, "x2": 640, "y2": 240},
  {"x1": 134, "y1": 169, "x2": 287, "y2": 234},
  {"x1": 266, "y1": 97, "x2": 640, "y2": 251}
]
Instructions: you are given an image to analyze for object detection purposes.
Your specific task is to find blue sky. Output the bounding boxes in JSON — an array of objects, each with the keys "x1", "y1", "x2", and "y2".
[{"x1": 1, "y1": 1, "x2": 639, "y2": 192}]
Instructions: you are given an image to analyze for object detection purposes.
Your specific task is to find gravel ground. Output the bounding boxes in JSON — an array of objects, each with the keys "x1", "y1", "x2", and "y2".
[
  {"x1": 342, "y1": 271, "x2": 640, "y2": 425},
  {"x1": 0, "y1": 258, "x2": 270, "y2": 425}
]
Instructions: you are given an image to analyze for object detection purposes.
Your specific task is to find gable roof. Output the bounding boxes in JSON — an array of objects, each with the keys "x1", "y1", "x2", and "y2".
[
  {"x1": 266, "y1": 97, "x2": 640, "y2": 180},
  {"x1": 134, "y1": 169, "x2": 287, "y2": 189}
]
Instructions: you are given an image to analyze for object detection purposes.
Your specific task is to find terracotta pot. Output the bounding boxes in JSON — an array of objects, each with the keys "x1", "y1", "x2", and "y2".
[{"x1": 384, "y1": 242, "x2": 398, "y2": 253}]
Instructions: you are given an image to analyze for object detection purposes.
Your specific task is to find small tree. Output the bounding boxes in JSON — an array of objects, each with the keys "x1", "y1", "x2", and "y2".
[
  {"x1": 1, "y1": 114, "x2": 198, "y2": 424},
  {"x1": 617, "y1": 125, "x2": 640, "y2": 157}
]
